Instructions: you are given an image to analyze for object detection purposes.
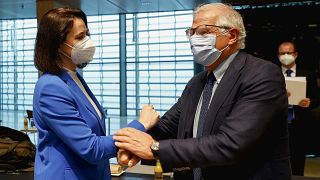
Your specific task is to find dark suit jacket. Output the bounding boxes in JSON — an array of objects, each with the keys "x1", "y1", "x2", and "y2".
[
  {"x1": 149, "y1": 51, "x2": 292, "y2": 180},
  {"x1": 294, "y1": 68, "x2": 320, "y2": 119},
  {"x1": 291, "y1": 68, "x2": 320, "y2": 154}
]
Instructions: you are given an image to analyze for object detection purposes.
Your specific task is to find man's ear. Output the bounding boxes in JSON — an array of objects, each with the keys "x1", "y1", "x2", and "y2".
[
  {"x1": 228, "y1": 28, "x2": 239, "y2": 45},
  {"x1": 294, "y1": 51, "x2": 299, "y2": 59}
]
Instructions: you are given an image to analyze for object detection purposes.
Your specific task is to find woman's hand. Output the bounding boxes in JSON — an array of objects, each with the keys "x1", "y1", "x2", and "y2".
[
  {"x1": 139, "y1": 104, "x2": 160, "y2": 130},
  {"x1": 117, "y1": 149, "x2": 140, "y2": 167}
]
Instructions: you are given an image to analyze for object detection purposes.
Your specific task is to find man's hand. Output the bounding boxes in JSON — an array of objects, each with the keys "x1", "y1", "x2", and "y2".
[
  {"x1": 298, "y1": 98, "x2": 310, "y2": 108},
  {"x1": 113, "y1": 128, "x2": 155, "y2": 160},
  {"x1": 139, "y1": 105, "x2": 160, "y2": 130},
  {"x1": 117, "y1": 149, "x2": 140, "y2": 167}
]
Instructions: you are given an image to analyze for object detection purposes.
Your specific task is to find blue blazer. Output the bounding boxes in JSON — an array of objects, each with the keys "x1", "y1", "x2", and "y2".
[{"x1": 33, "y1": 70, "x2": 145, "y2": 180}]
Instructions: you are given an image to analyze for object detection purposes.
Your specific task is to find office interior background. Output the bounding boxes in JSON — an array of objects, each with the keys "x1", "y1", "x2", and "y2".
[{"x1": 0, "y1": 0, "x2": 319, "y2": 175}]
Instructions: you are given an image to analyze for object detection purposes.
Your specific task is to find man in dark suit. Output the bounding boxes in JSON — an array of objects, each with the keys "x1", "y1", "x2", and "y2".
[
  {"x1": 278, "y1": 41, "x2": 320, "y2": 176},
  {"x1": 114, "y1": 3, "x2": 292, "y2": 180}
]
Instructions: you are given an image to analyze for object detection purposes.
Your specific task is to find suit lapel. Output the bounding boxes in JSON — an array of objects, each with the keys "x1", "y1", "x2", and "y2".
[
  {"x1": 59, "y1": 70, "x2": 106, "y2": 135},
  {"x1": 77, "y1": 73, "x2": 106, "y2": 133},
  {"x1": 295, "y1": 68, "x2": 306, "y2": 77},
  {"x1": 202, "y1": 51, "x2": 247, "y2": 134}
]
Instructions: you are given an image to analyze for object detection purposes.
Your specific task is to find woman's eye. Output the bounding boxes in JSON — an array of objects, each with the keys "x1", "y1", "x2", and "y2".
[{"x1": 77, "y1": 36, "x2": 84, "y2": 40}]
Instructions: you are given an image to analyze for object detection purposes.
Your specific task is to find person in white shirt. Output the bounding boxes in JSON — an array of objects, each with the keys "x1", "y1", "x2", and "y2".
[{"x1": 278, "y1": 41, "x2": 320, "y2": 176}]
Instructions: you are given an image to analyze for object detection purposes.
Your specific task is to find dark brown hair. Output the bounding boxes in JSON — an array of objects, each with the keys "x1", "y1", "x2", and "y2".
[{"x1": 34, "y1": 7, "x2": 88, "y2": 74}]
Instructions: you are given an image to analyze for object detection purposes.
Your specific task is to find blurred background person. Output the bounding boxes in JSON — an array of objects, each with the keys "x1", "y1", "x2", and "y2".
[{"x1": 278, "y1": 41, "x2": 320, "y2": 176}]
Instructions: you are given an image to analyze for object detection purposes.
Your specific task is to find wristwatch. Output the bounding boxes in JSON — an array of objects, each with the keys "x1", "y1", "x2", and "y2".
[{"x1": 150, "y1": 141, "x2": 160, "y2": 159}]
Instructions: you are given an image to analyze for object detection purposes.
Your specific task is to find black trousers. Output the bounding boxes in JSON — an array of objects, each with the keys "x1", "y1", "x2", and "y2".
[{"x1": 288, "y1": 122, "x2": 306, "y2": 176}]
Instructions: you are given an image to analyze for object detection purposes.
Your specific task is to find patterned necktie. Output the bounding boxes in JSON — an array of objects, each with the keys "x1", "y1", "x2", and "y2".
[
  {"x1": 194, "y1": 72, "x2": 216, "y2": 180},
  {"x1": 286, "y1": 69, "x2": 294, "y2": 122}
]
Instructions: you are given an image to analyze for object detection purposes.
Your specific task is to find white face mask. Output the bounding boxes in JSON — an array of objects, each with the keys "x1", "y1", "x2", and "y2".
[
  {"x1": 279, "y1": 54, "x2": 295, "y2": 66},
  {"x1": 63, "y1": 36, "x2": 96, "y2": 68},
  {"x1": 190, "y1": 34, "x2": 228, "y2": 66}
]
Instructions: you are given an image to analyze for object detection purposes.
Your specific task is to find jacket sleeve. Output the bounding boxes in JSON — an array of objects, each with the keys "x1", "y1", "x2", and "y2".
[
  {"x1": 38, "y1": 81, "x2": 145, "y2": 165},
  {"x1": 306, "y1": 71, "x2": 320, "y2": 109}
]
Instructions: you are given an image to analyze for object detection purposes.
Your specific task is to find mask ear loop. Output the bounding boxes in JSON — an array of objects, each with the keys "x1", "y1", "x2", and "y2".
[
  {"x1": 58, "y1": 40, "x2": 75, "y2": 60},
  {"x1": 64, "y1": 42, "x2": 74, "y2": 49},
  {"x1": 215, "y1": 28, "x2": 230, "y2": 52},
  {"x1": 58, "y1": 49, "x2": 72, "y2": 60},
  {"x1": 220, "y1": 44, "x2": 229, "y2": 52},
  {"x1": 58, "y1": 49, "x2": 87, "y2": 69}
]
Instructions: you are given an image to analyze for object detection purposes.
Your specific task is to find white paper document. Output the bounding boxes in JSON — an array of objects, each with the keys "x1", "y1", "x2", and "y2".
[{"x1": 285, "y1": 77, "x2": 306, "y2": 105}]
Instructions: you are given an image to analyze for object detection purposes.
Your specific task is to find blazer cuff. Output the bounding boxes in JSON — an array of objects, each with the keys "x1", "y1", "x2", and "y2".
[{"x1": 128, "y1": 120, "x2": 146, "y2": 132}]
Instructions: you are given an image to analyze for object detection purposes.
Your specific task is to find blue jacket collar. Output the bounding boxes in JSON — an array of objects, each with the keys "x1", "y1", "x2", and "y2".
[{"x1": 58, "y1": 69, "x2": 106, "y2": 134}]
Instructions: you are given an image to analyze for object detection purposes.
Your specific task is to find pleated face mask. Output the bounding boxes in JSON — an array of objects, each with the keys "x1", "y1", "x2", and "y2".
[{"x1": 190, "y1": 34, "x2": 228, "y2": 66}]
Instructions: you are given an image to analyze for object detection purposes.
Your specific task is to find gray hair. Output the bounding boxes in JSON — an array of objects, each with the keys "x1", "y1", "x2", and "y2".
[{"x1": 194, "y1": 3, "x2": 246, "y2": 49}]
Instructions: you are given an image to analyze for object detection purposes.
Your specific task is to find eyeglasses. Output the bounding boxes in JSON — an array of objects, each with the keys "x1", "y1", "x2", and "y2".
[
  {"x1": 185, "y1": 24, "x2": 230, "y2": 38},
  {"x1": 278, "y1": 52, "x2": 296, "y2": 55}
]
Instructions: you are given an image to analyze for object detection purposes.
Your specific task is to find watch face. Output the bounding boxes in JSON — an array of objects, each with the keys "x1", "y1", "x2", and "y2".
[
  {"x1": 151, "y1": 141, "x2": 160, "y2": 159},
  {"x1": 151, "y1": 141, "x2": 160, "y2": 151}
]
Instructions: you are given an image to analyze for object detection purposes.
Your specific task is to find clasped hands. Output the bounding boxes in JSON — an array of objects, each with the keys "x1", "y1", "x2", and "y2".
[{"x1": 113, "y1": 105, "x2": 159, "y2": 167}]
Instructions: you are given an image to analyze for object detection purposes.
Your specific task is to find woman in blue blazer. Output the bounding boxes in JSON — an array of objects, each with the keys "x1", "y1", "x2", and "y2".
[{"x1": 33, "y1": 7, "x2": 159, "y2": 180}]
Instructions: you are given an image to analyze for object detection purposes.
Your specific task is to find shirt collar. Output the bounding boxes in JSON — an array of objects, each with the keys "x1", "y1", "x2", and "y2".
[
  {"x1": 63, "y1": 67, "x2": 77, "y2": 76},
  {"x1": 281, "y1": 64, "x2": 296, "y2": 74},
  {"x1": 212, "y1": 50, "x2": 239, "y2": 84}
]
